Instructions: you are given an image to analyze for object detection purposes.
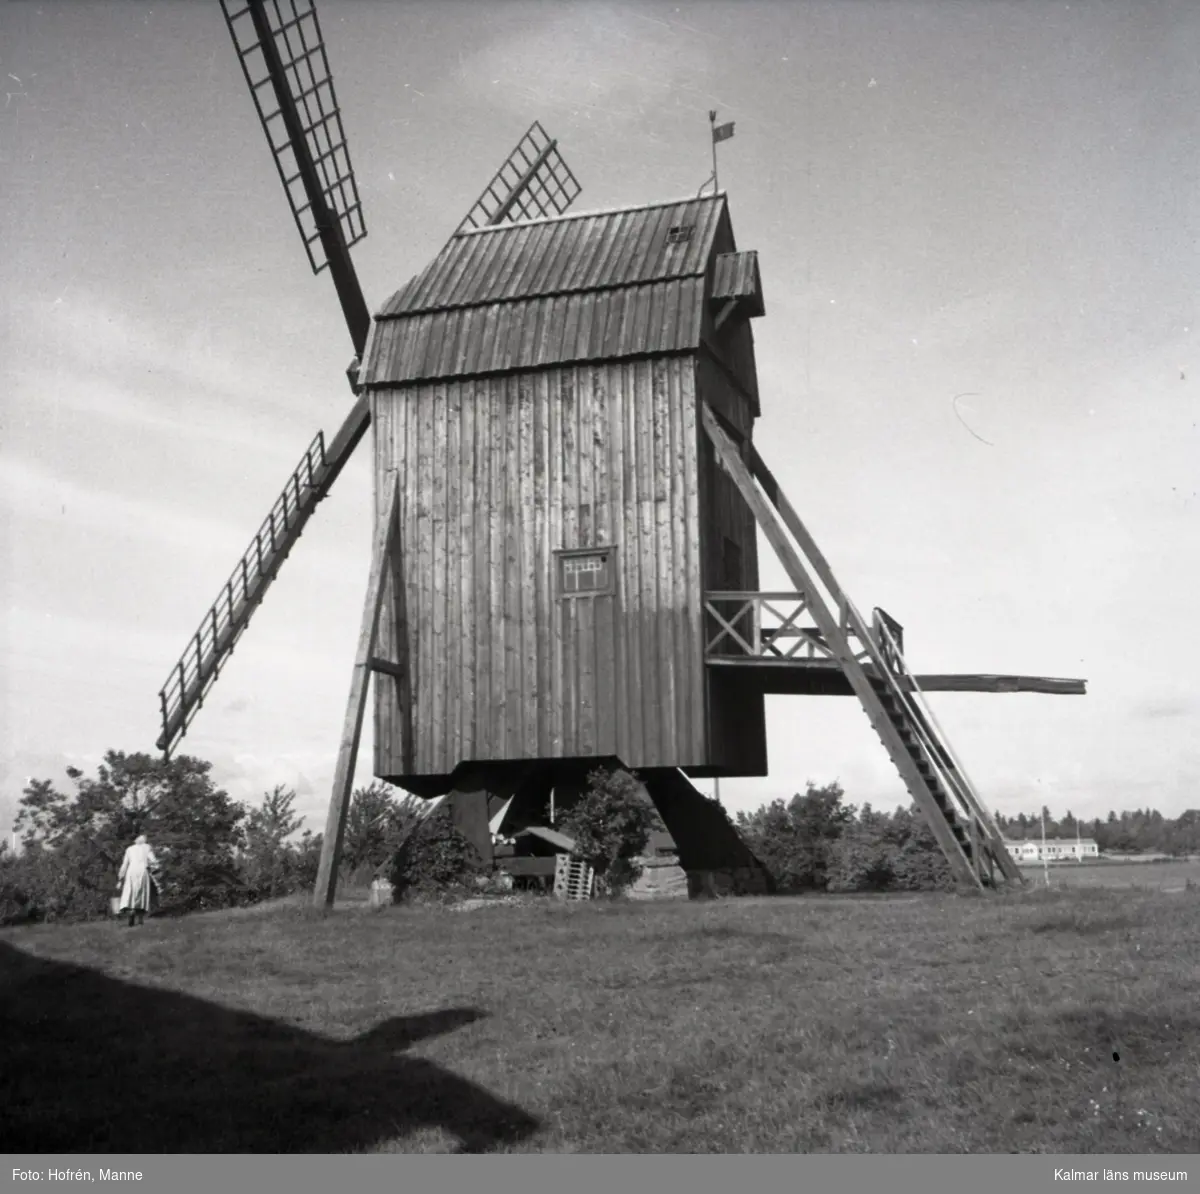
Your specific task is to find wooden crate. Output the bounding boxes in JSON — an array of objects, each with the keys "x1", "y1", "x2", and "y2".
[{"x1": 553, "y1": 854, "x2": 594, "y2": 901}]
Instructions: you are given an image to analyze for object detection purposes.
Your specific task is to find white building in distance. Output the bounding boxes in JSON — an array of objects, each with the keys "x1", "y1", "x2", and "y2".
[{"x1": 1005, "y1": 838, "x2": 1100, "y2": 863}]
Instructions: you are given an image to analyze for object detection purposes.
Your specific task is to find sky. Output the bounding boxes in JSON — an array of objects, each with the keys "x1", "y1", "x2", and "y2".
[{"x1": 2, "y1": 0, "x2": 1197, "y2": 841}]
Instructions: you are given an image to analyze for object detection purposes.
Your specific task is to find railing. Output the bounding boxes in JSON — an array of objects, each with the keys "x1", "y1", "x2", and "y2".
[
  {"x1": 157, "y1": 431, "x2": 327, "y2": 754},
  {"x1": 703, "y1": 592, "x2": 998, "y2": 865},
  {"x1": 832, "y1": 594, "x2": 1013, "y2": 884},
  {"x1": 870, "y1": 615, "x2": 1008, "y2": 858},
  {"x1": 704, "y1": 592, "x2": 873, "y2": 664},
  {"x1": 872, "y1": 606, "x2": 904, "y2": 667}
]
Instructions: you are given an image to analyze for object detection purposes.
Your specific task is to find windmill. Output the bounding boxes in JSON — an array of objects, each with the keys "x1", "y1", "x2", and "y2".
[{"x1": 158, "y1": 0, "x2": 1086, "y2": 907}]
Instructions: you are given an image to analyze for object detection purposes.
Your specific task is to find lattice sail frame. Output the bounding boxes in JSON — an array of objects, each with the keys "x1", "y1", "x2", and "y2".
[
  {"x1": 455, "y1": 121, "x2": 582, "y2": 233},
  {"x1": 220, "y1": 0, "x2": 366, "y2": 274}
]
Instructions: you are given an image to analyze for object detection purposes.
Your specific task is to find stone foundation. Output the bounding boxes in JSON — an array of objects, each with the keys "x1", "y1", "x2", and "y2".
[{"x1": 627, "y1": 857, "x2": 689, "y2": 900}]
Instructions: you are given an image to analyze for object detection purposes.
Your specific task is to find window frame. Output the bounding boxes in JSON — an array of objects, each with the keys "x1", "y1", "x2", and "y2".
[{"x1": 555, "y1": 545, "x2": 618, "y2": 599}]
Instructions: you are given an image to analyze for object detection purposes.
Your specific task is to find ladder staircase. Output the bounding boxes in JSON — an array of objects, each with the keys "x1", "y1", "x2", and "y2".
[
  {"x1": 156, "y1": 397, "x2": 370, "y2": 757},
  {"x1": 700, "y1": 403, "x2": 1023, "y2": 892}
]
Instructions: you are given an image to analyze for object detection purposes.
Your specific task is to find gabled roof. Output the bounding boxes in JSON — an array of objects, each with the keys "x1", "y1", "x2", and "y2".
[
  {"x1": 381, "y1": 193, "x2": 728, "y2": 315},
  {"x1": 358, "y1": 193, "x2": 735, "y2": 387},
  {"x1": 514, "y1": 825, "x2": 578, "y2": 853}
]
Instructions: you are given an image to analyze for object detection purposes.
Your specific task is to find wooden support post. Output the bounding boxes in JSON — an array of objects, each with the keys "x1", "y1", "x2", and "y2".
[
  {"x1": 312, "y1": 475, "x2": 401, "y2": 909},
  {"x1": 970, "y1": 814, "x2": 982, "y2": 885}
]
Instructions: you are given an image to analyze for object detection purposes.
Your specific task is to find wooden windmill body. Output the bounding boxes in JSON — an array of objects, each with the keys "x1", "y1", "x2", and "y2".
[
  {"x1": 360, "y1": 193, "x2": 768, "y2": 789},
  {"x1": 157, "y1": 0, "x2": 1086, "y2": 908}
]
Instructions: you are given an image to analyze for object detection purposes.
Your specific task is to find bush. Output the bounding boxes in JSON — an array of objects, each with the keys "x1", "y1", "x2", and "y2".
[
  {"x1": 886, "y1": 808, "x2": 957, "y2": 891},
  {"x1": 0, "y1": 846, "x2": 36, "y2": 926},
  {"x1": 558, "y1": 767, "x2": 659, "y2": 895},
  {"x1": 4, "y1": 840, "x2": 112, "y2": 922},
  {"x1": 736, "y1": 782, "x2": 852, "y2": 893},
  {"x1": 826, "y1": 822, "x2": 897, "y2": 892},
  {"x1": 389, "y1": 807, "x2": 489, "y2": 899},
  {"x1": 290, "y1": 830, "x2": 323, "y2": 894},
  {"x1": 0, "y1": 880, "x2": 33, "y2": 926},
  {"x1": 738, "y1": 786, "x2": 961, "y2": 895}
]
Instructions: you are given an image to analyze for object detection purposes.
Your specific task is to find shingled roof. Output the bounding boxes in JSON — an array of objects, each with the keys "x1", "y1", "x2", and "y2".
[{"x1": 358, "y1": 192, "x2": 744, "y2": 387}]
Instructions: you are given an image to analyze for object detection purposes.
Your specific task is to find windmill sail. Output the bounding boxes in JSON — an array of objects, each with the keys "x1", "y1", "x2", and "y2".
[
  {"x1": 454, "y1": 121, "x2": 582, "y2": 234},
  {"x1": 219, "y1": 0, "x2": 370, "y2": 352},
  {"x1": 156, "y1": 397, "x2": 369, "y2": 756}
]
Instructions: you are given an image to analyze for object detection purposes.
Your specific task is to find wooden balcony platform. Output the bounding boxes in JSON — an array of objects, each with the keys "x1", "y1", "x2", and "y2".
[
  {"x1": 703, "y1": 591, "x2": 1086, "y2": 698},
  {"x1": 705, "y1": 656, "x2": 1087, "y2": 697}
]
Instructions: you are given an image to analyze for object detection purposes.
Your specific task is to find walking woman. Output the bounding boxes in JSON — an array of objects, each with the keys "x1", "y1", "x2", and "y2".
[{"x1": 117, "y1": 834, "x2": 161, "y2": 927}]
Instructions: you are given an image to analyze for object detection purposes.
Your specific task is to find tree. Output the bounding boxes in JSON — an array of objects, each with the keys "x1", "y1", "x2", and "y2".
[
  {"x1": 248, "y1": 785, "x2": 304, "y2": 843},
  {"x1": 557, "y1": 767, "x2": 659, "y2": 893},
  {"x1": 240, "y1": 786, "x2": 306, "y2": 900},
  {"x1": 15, "y1": 751, "x2": 246, "y2": 920},
  {"x1": 289, "y1": 829, "x2": 323, "y2": 892},
  {"x1": 340, "y1": 783, "x2": 425, "y2": 876},
  {"x1": 736, "y1": 781, "x2": 852, "y2": 892}
]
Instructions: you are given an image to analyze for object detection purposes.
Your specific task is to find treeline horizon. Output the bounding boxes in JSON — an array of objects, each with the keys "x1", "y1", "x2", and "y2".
[
  {"x1": 5, "y1": 759, "x2": 1198, "y2": 858},
  {"x1": 992, "y1": 806, "x2": 1200, "y2": 855},
  {"x1": 3, "y1": 750, "x2": 1197, "y2": 927}
]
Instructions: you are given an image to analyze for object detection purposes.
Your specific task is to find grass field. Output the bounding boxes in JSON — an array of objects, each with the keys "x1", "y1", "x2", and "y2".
[
  {"x1": 3, "y1": 885, "x2": 1199, "y2": 1154},
  {"x1": 1018, "y1": 859, "x2": 1200, "y2": 891}
]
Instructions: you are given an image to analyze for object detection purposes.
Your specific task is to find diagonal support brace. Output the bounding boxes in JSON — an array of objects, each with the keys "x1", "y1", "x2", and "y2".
[{"x1": 312, "y1": 474, "x2": 401, "y2": 908}]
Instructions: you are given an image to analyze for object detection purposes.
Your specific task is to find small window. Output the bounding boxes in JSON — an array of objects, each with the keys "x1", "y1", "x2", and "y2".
[
  {"x1": 666, "y1": 224, "x2": 693, "y2": 245},
  {"x1": 557, "y1": 547, "x2": 615, "y2": 598}
]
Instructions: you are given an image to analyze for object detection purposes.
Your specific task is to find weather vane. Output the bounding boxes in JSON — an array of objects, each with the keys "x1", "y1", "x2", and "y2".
[{"x1": 708, "y1": 109, "x2": 735, "y2": 193}]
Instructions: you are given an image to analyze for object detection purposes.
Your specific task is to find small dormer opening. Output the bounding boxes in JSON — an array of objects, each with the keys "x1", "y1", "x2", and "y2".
[{"x1": 666, "y1": 224, "x2": 694, "y2": 245}]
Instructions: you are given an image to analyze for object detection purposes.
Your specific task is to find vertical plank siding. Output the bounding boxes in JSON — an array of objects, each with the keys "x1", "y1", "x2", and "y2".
[
  {"x1": 695, "y1": 206, "x2": 768, "y2": 777},
  {"x1": 373, "y1": 358, "x2": 706, "y2": 779},
  {"x1": 695, "y1": 366, "x2": 768, "y2": 777}
]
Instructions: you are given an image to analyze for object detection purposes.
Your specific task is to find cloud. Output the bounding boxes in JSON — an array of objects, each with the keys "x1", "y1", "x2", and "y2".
[
  {"x1": 2, "y1": 454, "x2": 248, "y2": 559},
  {"x1": 3, "y1": 286, "x2": 360, "y2": 445},
  {"x1": 8, "y1": 289, "x2": 270, "y2": 409},
  {"x1": 454, "y1": 4, "x2": 715, "y2": 127},
  {"x1": 201, "y1": 749, "x2": 368, "y2": 825},
  {"x1": 0, "y1": 451, "x2": 359, "y2": 573},
  {"x1": 5, "y1": 363, "x2": 295, "y2": 459}
]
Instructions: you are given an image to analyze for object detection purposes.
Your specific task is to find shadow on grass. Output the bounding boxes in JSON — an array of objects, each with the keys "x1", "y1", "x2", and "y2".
[{"x1": 0, "y1": 940, "x2": 538, "y2": 1153}]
